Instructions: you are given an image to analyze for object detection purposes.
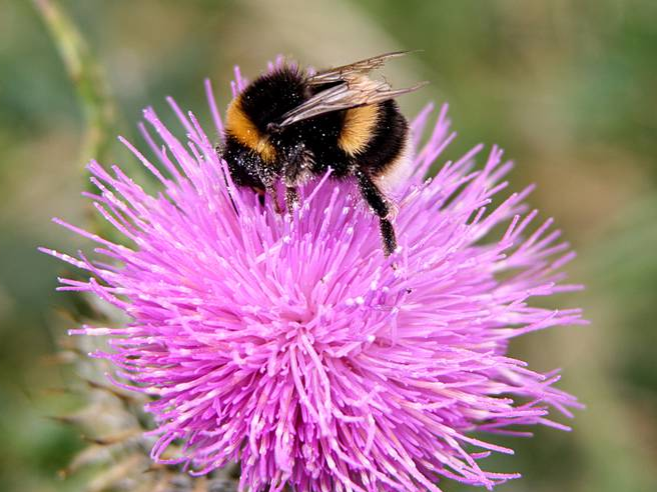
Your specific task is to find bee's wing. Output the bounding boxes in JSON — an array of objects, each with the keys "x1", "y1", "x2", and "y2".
[
  {"x1": 278, "y1": 77, "x2": 427, "y2": 128},
  {"x1": 308, "y1": 51, "x2": 414, "y2": 85}
]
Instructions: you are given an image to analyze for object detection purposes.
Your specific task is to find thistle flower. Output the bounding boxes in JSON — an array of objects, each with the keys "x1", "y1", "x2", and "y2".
[{"x1": 43, "y1": 68, "x2": 585, "y2": 492}]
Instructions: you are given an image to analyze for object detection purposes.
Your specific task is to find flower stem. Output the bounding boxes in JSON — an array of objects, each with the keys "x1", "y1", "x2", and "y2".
[{"x1": 33, "y1": 0, "x2": 116, "y2": 167}]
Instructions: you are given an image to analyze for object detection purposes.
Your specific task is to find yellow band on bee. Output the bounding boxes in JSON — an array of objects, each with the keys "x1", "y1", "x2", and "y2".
[
  {"x1": 226, "y1": 96, "x2": 277, "y2": 163},
  {"x1": 338, "y1": 104, "x2": 379, "y2": 156}
]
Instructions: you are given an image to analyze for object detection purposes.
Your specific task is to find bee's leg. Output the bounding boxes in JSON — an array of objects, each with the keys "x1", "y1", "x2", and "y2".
[
  {"x1": 285, "y1": 186, "x2": 299, "y2": 213},
  {"x1": 282, "y1": 144, "x2": 313, "y2": 214},
  {"x1": 356, "y1": 171, "x2": 397, "y2": 256},
  {"x1": 265, "y1": 184, "x2": 283, "y2": 214},
  {"x1": 253, "y1": 187, "x2": 266, "y2": 208}
]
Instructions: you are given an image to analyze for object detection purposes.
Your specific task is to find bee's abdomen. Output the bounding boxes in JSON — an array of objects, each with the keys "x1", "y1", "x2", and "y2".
[
  {"x1": 352, "y1": 100, "x2": 409, "y2": 178},
  {"x1": 337, "y1": 105, "x2": 380, "y2": 156}
]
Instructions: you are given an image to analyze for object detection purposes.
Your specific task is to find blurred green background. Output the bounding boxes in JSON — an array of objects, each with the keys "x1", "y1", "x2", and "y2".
[{"x1": 1, "y1": 0, "x2": 656, "y2": 491}]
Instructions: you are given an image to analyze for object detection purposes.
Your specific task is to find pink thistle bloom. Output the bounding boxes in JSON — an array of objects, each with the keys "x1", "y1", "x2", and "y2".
[{"x1": 43, "y1": 68, "x2": 585, "y2": 492}]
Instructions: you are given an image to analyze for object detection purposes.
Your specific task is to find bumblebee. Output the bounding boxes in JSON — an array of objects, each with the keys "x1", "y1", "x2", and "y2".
[{"x1": 220, "y1": 52, "x2": 425, "y2": 256}]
